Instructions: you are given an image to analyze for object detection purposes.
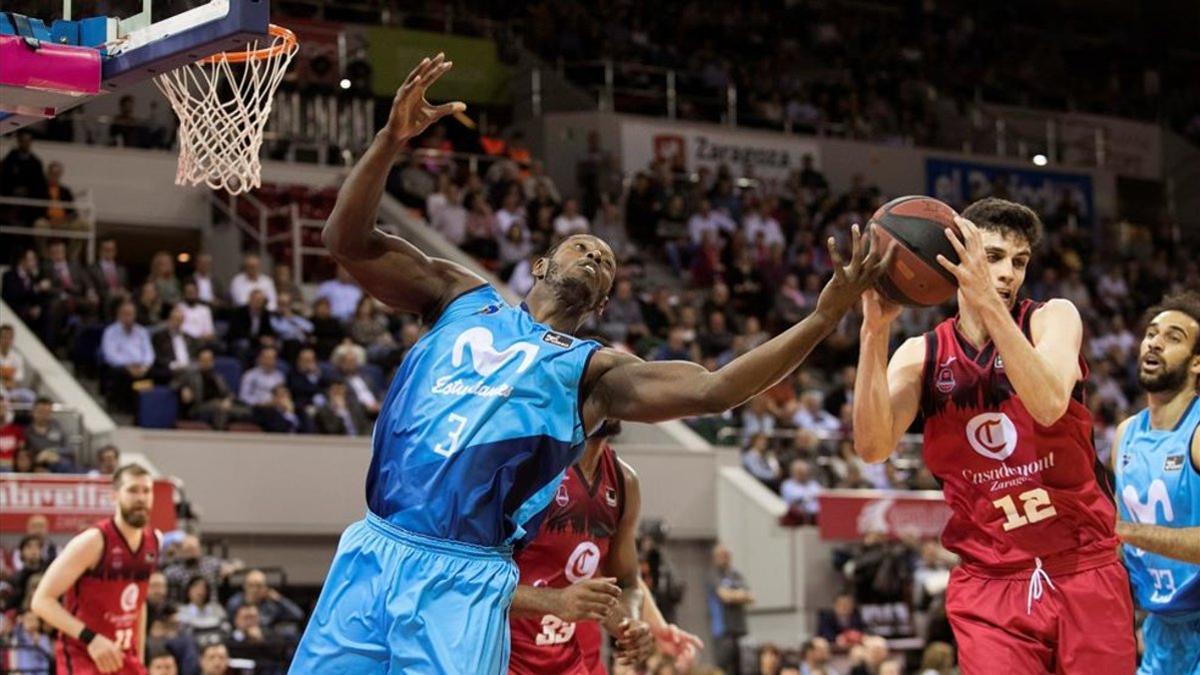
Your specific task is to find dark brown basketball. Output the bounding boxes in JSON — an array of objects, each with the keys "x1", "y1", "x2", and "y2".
[{"x1": 869, "y1": 196, "x2": 962, "y2": 307}]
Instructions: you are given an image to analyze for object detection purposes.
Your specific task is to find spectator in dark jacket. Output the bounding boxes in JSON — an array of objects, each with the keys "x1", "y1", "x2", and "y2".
[
  {"x1": 226, "y1": 289, "x2": 277, "y2": 362},
  {"x1": 0, "y1": 131, "x2": 47, "y2": 229},
  {"x1": 175, "y1": 348, "x2": 251, "y2": 430},
  {"x1": 816, "y1": 593, "x2": 868, "y2": 645},
  {"x1": 152, "y1": 305, "x2": 199, "y2": 381},
  {"x1": 253, "y1": 385, "x2": 302, "y2": 433},
  {"x1": 88, "y1": 237, "x2": 130, "y2": 319},
  {"x1": 286, "y1": 348, "x2": 326, "y2": 412},
  {"x1": 41, "y1": 239, "x2": 97, "y2": 348},
  {"x1": 313, "y1": 379, "x2": 370, "y2": 436},
  {"x1": 2, "y1": 249, "x2": 51, "y2": 333},
  {"x1": 309, "y1": 297, "x2": 345, "y2": 361}
]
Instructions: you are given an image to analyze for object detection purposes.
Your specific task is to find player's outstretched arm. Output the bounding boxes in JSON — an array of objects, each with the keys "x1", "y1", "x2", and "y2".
[
  {"x1": 1114, "y1": 423, "x2": 1200, "y2": 563},
  {"x1": 510, "y1": 578, "x2": 622, "y2": 621},
  {"x1": 586, "y1": 225, "x2": 892, "y2": 426},
  {"x1": 30, "y1": 528, "x2": 124, "y2": 673},
  {"x1": 1117, "y1": 522, "x2": 1200, "y2": 564},
  {"x1": 323, "y1": 53, "x2": 484, "y2": 319},
  {"x1": 937, "y1": 216, "x2": 1082, "y2": 426},
  {"x1": 638, "y1": 576, "x2": 704, "y2": 670}
]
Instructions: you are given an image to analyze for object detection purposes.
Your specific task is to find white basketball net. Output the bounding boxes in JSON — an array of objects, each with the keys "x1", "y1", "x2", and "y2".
[{"x1": 154, "y1": 30, "x2": 298, "y2": 195}]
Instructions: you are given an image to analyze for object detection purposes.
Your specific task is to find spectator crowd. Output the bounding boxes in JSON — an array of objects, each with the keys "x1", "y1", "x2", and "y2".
[{"x1": 490, "y1": 0, "x2": 1198, "y2": 145}]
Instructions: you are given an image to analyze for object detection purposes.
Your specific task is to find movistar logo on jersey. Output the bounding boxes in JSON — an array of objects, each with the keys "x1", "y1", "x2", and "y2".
[
  {"x1": 453, "y1": 327, "x2": 538, "y2": 375},
  {"x1": 431, "y1": 327, "x2": 540, "y2": 398},
  {"x1": 1122, "y1": 479, "x2": 1174, "y2": 525}
]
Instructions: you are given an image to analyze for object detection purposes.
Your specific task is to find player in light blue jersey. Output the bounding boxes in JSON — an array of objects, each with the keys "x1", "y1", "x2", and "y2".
[
  {"x1": 289, "y1": 53, "x2": 890, "y2": 674},
  {"x1": 1113, "y1": 291, "x2": 1200, "y2": 675}
]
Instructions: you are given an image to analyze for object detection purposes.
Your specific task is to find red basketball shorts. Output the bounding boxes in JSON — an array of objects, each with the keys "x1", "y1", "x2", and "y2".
[{"x1": 945, "y1": 560, "x2": 1136, "y2": 674}]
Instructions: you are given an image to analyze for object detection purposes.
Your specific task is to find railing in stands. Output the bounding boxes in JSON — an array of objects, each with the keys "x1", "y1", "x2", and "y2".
[{"x1": 0, "y1": 192, "x2": 98, "y2": 263}]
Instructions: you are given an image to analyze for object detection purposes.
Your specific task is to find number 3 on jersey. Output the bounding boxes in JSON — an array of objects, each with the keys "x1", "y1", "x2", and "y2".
[
  {"x1": 993, "y1": 488, "x2": 1058, "y2": 531},
  {"x1": 433, "y1": 414, "x2": 469, "y2": 458}
]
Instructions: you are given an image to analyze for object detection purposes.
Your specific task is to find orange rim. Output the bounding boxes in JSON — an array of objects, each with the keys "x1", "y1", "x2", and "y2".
[{"x1": 199, "y1": 24, "x2": 297, "y2": 65}]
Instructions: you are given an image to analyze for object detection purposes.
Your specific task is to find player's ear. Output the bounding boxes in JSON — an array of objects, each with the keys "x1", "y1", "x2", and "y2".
[{"x1": 532, "y1": 257, "x2": 548, "y2": 280}]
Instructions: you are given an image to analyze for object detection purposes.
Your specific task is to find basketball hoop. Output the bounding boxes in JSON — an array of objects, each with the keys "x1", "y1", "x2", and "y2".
[{"x1": 154, "y1": 24, "x2": 298, "y2": 195}]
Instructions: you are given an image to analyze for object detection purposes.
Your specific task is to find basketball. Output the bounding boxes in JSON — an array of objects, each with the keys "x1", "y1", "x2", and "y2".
[{"x1": 870, "y1": 196, "x2": 962, "y2": 307}]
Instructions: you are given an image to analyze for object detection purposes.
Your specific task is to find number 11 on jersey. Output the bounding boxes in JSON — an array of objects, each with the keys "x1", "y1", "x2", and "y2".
[{"x1": 433, "y1": 414, "x2": 469, "y2": 458}]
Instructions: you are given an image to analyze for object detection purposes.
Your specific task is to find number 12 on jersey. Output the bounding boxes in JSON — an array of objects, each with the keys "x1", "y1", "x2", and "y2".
[
  {"x1": 433, "y1": 414, "x2": 469, "y2": 458},
  {"x1": 993, "y1": 488, "x2": 1058, "y2": 531}
]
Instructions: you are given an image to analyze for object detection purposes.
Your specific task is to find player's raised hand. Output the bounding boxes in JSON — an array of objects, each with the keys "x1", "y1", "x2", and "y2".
[
  {"x1": 383, "y1": 53, "x2": 467, "y2": 145},
  {"x1": 815, "y1": 224, "x2": 895, "y2": 321},
  {"x1": 862, "y1": 288, "x2": 903, "y2": 331},
  {"x1": 612, "y1": 618, "x2": 656, "y2": 666},
  {"x1": 556, "y1": 577, "x2": 622, "y2": 621},
  {"x1": 87, "y1": 633, "x2": 124, "y2": 673},
  {"x1": 936, "y1": 216, "x2": 1000, "y2": 311}
]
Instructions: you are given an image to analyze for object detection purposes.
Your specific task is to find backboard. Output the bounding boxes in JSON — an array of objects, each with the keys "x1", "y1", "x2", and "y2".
[{"x1": 0, "y1": 0, "x2": 270, "y2": 133}]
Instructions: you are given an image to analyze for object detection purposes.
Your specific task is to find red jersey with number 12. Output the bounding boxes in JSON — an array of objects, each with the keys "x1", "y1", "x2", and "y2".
[
  {"x1": 509, "y1": 443, "x2": 626, "y2": 675},
  {"x1": 919, "y1": 299, "x2": 1118, "y2": 577},
  {"x1": 57, "y1": 518, "x2": 160, "y2": 675}
]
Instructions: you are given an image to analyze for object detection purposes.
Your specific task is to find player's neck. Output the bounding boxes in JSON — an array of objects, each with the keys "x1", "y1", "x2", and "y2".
[
  {"x1": 955, "y1": 303, "x2": 991, "y2": 349},
  {"x1": 523, "y1": 286, "x2": 586, "y2": 333},
  {"x1": 1147, "y1": 388, "x2": 1197, "y2": 430},
  {"x1": 578, "y1": 442, "x2": 604, "y2": 481}
]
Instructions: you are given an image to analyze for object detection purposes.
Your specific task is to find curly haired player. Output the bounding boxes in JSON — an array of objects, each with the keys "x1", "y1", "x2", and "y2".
[{"x1": 1113, "y1": 291, "x2": 1200, "y2": 675}]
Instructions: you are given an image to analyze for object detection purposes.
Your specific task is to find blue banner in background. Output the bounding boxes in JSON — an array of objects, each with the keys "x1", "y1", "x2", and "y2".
[{"x1": 925, "y1": 158, "x2": 1094, "y2": 225}]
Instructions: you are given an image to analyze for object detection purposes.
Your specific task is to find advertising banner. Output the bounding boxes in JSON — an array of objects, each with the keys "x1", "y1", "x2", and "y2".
[
  {"x1": 926, "y1": 157, "x2": 1094, "y2": 225},
  {"x1": 817, "y1": 489, "x2": 951, "y2": 541},
  {"x1": 620, "y1": 119, "x2": 821, "y2": 193},
  {"x1": 0, "y1": 475, "x2": 176, "y2": 534}
]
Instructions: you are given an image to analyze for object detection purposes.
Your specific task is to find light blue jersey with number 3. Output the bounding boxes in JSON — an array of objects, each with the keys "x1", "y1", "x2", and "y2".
[
  {"x1": 1115, "y1": 396, "x2": 1200, "y2": 675},
  {"x1": 292, "y1": 284, "x2": 600, "y2": 674},
  {"x1": 367, "y1": 283, "x2": 599, "y2": 546}
]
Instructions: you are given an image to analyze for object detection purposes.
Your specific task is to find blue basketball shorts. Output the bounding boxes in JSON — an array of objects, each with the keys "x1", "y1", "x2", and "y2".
[
  {"x1": 1138, "y1": 610, "x2": 1200, "y2": 675},
  {"x1": 290, "y1": 512, "x2": 519, "y2": 674}
]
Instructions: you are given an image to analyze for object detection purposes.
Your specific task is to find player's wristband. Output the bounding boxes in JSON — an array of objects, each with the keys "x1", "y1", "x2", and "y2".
[{"x1": 78, "y1": 627, "x2": 97, "y2": 645}]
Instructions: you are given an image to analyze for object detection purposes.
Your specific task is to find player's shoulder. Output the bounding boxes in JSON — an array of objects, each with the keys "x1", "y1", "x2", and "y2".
[
  {"x1": 615, "y1": 456, "x2": 640, "y2": 486},
  {"x1": 584, "y1": 347, "x2": 641, "y2": 380},
  {"x1": 61, "y1": 526, "x2": 106, "y2": 563},
  {"x1": 891, "y1": 334, "x2": 927, "y2": 369},
  {"x1": 1029, "y1": 297, "x2": 1082, "y2": 326}
]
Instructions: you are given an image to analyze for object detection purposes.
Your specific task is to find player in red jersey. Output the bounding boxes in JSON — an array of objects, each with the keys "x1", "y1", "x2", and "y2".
[
  {"x1": 852, "y1": 198, "x2": 1135, "y2": 673},
  {"x1": 32, "y1": 463, "x2": 162, "y2": 674},
  {"x1": 508, "y1": 420, "x2": 702, "y2": 674}
]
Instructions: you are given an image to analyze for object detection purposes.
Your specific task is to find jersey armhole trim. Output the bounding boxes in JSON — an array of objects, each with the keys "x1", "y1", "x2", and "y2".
[
  {"x1": 90, "y1": 526, "x2": 106, "y2": 576},
  {"x1": 576, "y1": 345, "x2": 599, "y2": 436},
  {"x1": 1190, "y1": 415, "x2": 1200, "y2": 476},
  {"x1": 919, "y1": 331, "x2": 938, "y2": 416},
  {"x1": 425, "y1": 282, "x2": 491, "y2": 327},
  {"x1": 613, "y1": 449, "x2": 627, "y2": 522}
]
